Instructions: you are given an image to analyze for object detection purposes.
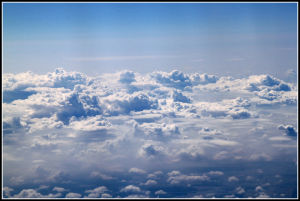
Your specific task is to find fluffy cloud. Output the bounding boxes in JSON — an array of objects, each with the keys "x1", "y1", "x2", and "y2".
[
  {"x1": 120, "y1": 185, "x2": 141, "y2": 193},
  {"x1": 235, "y1": 186, "x2": 245, "y2": 195},
  {"x1": 147, "y1": 171, "x2": 163, "y2": 179},
  {"x1": 172, "y1": 90, "x2": 191, "y2": 103},
  {"x1": 85, "y1": 186, "x2": 109, "y2": 198},
  {"x1": 3, "y1": 68, "x2": 297, "y2": 198},
  {"x1": 12, "y1": 189, "x2": 61, "y2": 198},
  {"x1": 151, "y1": 70, "x2": 193, "y2": 90},
  {"x1": 135, "y1": 122, "x2": 180, "y2": 139},
  {"x1": 13, "y1": 189, "x2": 44, "y2": 198},
  {"x1": 65, "y1": 192, "x2": 82, "y2": 198},
  {"x1": 143, "y1": 179, "x2": 158, "y2": 186},
  {"x1": 167, "y1": 171, "x2": 210, "y2": 184},
  {"x1": 155, "y1": 190, "x2": 167, "y2": 195},
  {"x1": 228, "y1": 176, "x2": 239, "y2": 182},
  {"x1": 3, "y1": 68, "x2": 88, "y2": 92},
  {"x1": 151, "y1": 70, "x2": 218, "y2": 91},
  {"x1": 139, "y1": 142, "x2": 165, "y2": 158},
  {"x1": 52, "y1": 187, "x2": 67, "y2": 192},
  {"x1": 119, "y1": 70, "x2": 136, "y2": 84}
]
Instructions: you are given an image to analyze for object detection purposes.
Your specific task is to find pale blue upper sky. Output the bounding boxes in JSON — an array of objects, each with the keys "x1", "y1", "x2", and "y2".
[{"x1": 3, "y1": 3, "x2": 298, "y2": 79}]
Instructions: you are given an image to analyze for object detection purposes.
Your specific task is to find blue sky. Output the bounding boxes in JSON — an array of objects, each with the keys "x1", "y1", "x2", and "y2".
[{"x1": 3, "y1": 3, "x2": 298, "y2": 79}]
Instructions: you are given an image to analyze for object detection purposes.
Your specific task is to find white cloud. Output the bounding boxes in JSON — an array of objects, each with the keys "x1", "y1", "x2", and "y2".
[
  {"x1": 147, "y1": 171, "x2": 163, "y2": 179},
  {"x1": 209, "y1": 139, "x2": 238, "y2": 146},
  {"x1": 255, "y1": 186, "x2": 264, "y2": 192},
  {"x1": 12, "y1": 189, "x2": 61, "y2": 198},
  {"x1": 138, "y1": 141, "x2": 166, "y2": 158},
  {"x1": 155, "y1": 190, "x2": 167, "y2": 195},
  {"x1": 228, "y1": 176, "x2": 239, "y2": 182},
  {"x1": 167, "y1": 171, "x2": 209, "y2": 184},
  {"x1": 85, "y1": 186, "x2": 108, "y2": 198},
  {"x1": 119, "y1": 70, "x2": 136, "y2": 84},
  {"x1": 249, "y1": 153, "x2": 272, "y2": 161},
  {"x1": 135, "y1": 122, "x2": 180, "y2": 139},
  {"x1": 144, "y1": 179, "x2": 158, "y2": 186},
  {"x1": 3, "y1": 68, "x2": 297, "y2": 198},
  {"x1": 235, "y1": 186, "x2": 245, "y2": 194},
  {"x1": 13, "y1": 189, "x2": 43, "y2": 198},
  {"x1": 120, "y1": 185, "x2": 141, "y2": 193},
  {"x1": 65, "y1": 192, "x2": 82, "y2": 198},
  {"x1": 53, "y1": 186, "x2": 67, "y2": 192},
  {"x1": 68, "y1": 115, "x2": 111, "y2": 131},
  {"x1": 129, "y1": 167, "x2": 146, "y2": 174},
  {"x1": 101, "y1": 193, "x2": 112, "y2": 198},
  {"x1": 151, "y1": 70, "x2": 192, "y2": 90}
]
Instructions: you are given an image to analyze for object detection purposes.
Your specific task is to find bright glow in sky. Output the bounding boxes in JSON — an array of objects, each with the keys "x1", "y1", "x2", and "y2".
[{"x1": 3, "y1": 3, "x2": 297, "y2": 79}]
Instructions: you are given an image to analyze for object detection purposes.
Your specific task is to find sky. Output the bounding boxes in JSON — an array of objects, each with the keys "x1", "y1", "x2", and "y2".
[
  {"x1": 3, "y1": 2, "x2": 298, "y2": 79},
  {"x1": 2, "y1": 2, "x2": 298, "y2": 199}
]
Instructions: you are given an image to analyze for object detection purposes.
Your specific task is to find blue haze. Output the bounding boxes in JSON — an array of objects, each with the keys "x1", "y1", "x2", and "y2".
[{"x1": 3, "y1": 3, "x2": 297, "y2": 80}]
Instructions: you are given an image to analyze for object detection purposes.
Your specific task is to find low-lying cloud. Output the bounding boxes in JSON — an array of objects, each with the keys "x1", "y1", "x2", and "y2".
[{"x1": 2, "y1": 68, "x2": 297, "y2": 198}]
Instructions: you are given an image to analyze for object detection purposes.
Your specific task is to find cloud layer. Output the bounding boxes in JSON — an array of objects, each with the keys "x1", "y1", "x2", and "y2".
[{"x1": 3, "y1": 68, "x2": 297, "y2": 198}]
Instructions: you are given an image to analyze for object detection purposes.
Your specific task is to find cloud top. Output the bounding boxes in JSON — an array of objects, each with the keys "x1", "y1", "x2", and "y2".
[{"x1": 3, "y1": 68, "x2": 297, "y2": 198}]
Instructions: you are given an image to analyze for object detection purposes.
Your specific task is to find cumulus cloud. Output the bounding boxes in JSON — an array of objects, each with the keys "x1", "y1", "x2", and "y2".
[
  {"x1": 135, "y1": 122, "x2": 180, "y2": 139},
  {"x1": 143, "y1": 179, "x2": 158, "y2": 186},
  {"x1": 120, "y1": 185, "x2": 141, "y2": 193},
  {"x1": 172, "y1": 90, "x2": 191, "y2": 103},
  {"x1": 101, "y1": 193, "x2": 112, "y2": 198},
  {"x1": 12, "y1": 189, "x2": 61, "y2": 198},
  {"x1": 235, "y1": 186, "x2": 245, "y2": 195},
  {"x1": 12, "y1": 189, "x2": 43, "y2": 198},
  {"x1": 52, "y1": 187, "x2": 67, "y2": 192},
  {"x1": 2, "y1": 68, "x2": 297, "y2": 198},
  {"x1": 155, "y1": 190, "x2": 167, "y2": 195},
  {"x1": 167, "y1": 171, "x2": 209, "y2": 184},
  {"x1": 147, "y1": 171, "x2": 163, "y2": 179},
  {"x1": 228, "y1": 176, "x2": 239, "y2": 182},
  {"x1": 151, "y1": 70, "x2": 192, "y2": 90},
  {"x1": 65, "y1": 192, "x2": 82, "y2": 198},
  {"x1": 138, "y1": 141, "x2": 166, "y2": 158},
  {"x1": 85, "y1": 186, "x2": 108, "y2": 198},
  {"x1": 119, "y1": 70, "x2": 136, "y2": 84},
  {"x1": 255, "y1": 186, "x2": 264, "y2": 193}
]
